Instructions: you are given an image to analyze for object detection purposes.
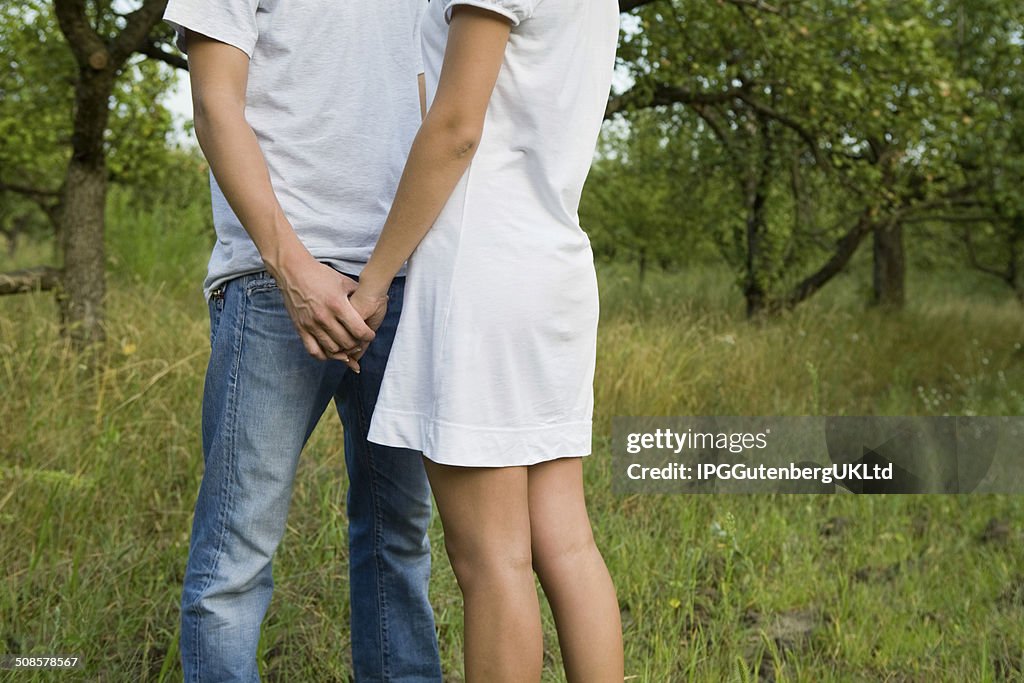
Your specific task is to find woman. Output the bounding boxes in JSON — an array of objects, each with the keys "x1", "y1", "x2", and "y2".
[{"x1": 350, "y1": 0, "x2": 623, "y2": 680}]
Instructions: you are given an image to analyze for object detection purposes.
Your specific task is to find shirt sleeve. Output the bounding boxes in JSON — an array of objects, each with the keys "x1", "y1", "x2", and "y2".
[
  {"x1": 163, "y1": 0, "x2": 261, "y2": 58},
  {"x1": 443, "y1": 0, "x2": 541, "y2": 27}
]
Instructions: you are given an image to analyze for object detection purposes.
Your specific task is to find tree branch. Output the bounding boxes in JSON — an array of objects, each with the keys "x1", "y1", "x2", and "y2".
[
  {"x1": 111, "y1": 0, "x2": 171, "y2": 65},
  {"x1": 783, "y1": 209, "x2": 876, "y2": 308},
  {"x1": 736, "y1": 91, "x2": 825, "y2": 167},
  {"x1": 0, "y1": 181, "x2": 61, "y2": 202},
  {"x1": 0, "y1": 267, "x2": 61, "y2": 296},
  {"x1": 607, "y1": 83, "x2": 748, "y2": 118},
  {"x1": 691, "y1": 104, "x2": 731, "y2": 148},
  {"x1": 138, "y1": 40, "x2": 188, "y2": 71},
  {"x1": 53, "y1": 0, "x2": 108, "y2": 69},
  {"x1": 962, "y1": 225, "x2": 1012, "y2": 281}
]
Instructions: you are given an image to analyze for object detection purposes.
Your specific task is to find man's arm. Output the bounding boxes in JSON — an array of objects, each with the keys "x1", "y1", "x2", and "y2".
[
  {"x1": 186, "y1": 33, "x2": 373, "y2": 366},
  {"x1": 351, "y1": 8, "x2": 512, "y2": 319},
  {"x1": 419, "y1": 73, "x2": 427, "y2": 119}
]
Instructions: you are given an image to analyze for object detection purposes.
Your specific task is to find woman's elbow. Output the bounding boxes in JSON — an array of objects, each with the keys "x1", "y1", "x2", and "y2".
[
  {"x1": 451, "y1": 134, "x2": 480, "y2": 160},
  {"x1": 427, "y1": 114, "x2": 484, "y2": 161}
]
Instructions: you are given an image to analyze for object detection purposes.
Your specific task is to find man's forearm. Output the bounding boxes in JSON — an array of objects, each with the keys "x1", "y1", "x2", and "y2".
[
  {"x1": 193, "y1": 106, "x2": 311, "y2": 278},
  {"x1": 419, "y1": 73, "x2": 427, "y2": 120},
  {"x1": 185, "y1": 33, "x2": 373, "y2": 364}
]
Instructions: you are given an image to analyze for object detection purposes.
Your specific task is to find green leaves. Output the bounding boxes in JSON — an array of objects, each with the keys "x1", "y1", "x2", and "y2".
[
  {"x1": 600, "y1": 0, "x2": 1024, "y2": 308},
  {"x1": 0, "y1": 1, "x2": 181, "y2": 206}
]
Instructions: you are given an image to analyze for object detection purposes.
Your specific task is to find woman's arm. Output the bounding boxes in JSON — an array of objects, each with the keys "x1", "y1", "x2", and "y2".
[{"x1": 351, "y1": 7, "x2": 513, "y2": 323}]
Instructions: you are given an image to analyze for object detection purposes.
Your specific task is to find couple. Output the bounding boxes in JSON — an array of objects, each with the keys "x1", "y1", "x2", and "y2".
[{"x1": 164, "y1": 0, "x2": 623, "y2": 681}]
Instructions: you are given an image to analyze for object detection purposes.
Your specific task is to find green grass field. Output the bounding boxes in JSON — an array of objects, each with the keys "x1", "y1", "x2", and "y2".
[{"x1": 1, "y1": 196, "x2": 1023, "y2": 681}]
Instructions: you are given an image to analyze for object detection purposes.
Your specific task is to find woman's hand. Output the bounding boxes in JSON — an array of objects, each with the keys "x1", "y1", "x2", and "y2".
[{"x1": 350, "y1": 285, "x2": 390, "y2": 336}]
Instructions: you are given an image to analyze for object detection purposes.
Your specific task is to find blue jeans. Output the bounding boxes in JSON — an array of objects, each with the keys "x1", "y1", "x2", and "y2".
[{"x1": 181, "y1": 271, "x2": 441, "y2": 682}]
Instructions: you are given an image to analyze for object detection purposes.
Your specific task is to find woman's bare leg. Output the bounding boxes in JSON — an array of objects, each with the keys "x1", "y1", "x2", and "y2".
[
  {"x1": 423, "y1": 459, "x2": 543, "y2": 683},
  {"x1": 528, "y1": 457, "x2": 624, "y2": 683}
]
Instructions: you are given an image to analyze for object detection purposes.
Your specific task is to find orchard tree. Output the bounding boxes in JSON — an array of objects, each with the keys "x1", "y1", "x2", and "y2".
[
  {"x1": 0, "y1": 0, "x2": 184, "y2": 345},
  {"x1": 606, "y1": 0, "x2": 989, "y2": 314},
  {"x1": 945, "y1": 0, "x2": 1024, "y2": 301}
]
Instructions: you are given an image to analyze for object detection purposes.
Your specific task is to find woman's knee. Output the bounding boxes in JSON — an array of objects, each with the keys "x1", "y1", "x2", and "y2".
[
  {"x1": 531, "y1": 529, "x2": 599, "y2": 582},
  {"x1": 446, "y1": 540, "x2": 534, "y2": 594}
]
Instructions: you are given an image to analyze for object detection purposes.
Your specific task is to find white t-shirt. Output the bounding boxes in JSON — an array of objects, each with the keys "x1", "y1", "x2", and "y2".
[{"x1": 163, "y1": 0, "x2": 425, "y2": 297}]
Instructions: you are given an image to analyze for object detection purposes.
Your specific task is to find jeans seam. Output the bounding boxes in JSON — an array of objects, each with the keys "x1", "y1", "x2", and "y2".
[
  {"x1": 355, "y1": 377, "x2": 391, "y2": 681},
  {"x1": 190, "y1": 282, "x2": 247, "y2": 682}
]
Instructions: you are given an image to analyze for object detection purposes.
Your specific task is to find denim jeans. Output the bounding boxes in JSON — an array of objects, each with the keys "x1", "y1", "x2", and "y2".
[{"x1": 180, "y1": 271, "x2": 441, "y2": 682}]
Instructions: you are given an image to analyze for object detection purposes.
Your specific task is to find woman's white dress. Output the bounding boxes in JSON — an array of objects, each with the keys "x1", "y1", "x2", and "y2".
[{"x1": 368, "y1": 0, "x2": 621, "y2": 467}]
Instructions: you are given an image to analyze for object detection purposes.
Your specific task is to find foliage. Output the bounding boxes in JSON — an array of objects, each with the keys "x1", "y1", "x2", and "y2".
[
  {"x1": 0, "y1": 0, "x2": 181, "y2": 218},
  {"x1": 0, "y1": 1, "x2": 74, "y2": 196},
  {"x1": 584, "y1": 112, "x2": 718, "y2": 274},
  {"x1": 596, "y1": 0, "x2": 1024, "y2": 310}
]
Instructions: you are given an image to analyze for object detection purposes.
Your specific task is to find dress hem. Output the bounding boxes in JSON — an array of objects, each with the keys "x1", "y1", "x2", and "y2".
[{"x1": 368, "y1": 408, "x2": 593, "y2": 468}]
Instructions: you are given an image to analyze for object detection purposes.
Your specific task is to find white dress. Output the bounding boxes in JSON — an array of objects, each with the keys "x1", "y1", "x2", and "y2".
[{"x1": 368, "y1": 0, "x2": 621, "y2": 467}]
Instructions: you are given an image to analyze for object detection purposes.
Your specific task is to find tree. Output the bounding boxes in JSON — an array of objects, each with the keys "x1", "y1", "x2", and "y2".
[
  {"x1": 945, "y1": 0, "x2": 1024, "y2": 301},
  {"x1": 583, "y1": 112, "x2": 707, "y2": 280},
  {"x1": 0, "y1": 0, "x2": 184, "y2": 345},
  {"x1": 606, "y1": 0, "x2": 991, "y2": 315}
]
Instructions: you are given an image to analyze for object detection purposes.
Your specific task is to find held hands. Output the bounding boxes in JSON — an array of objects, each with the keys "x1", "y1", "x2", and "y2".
[{"x1": 274, "y1": 256, "x2": 375, "y2": 371}]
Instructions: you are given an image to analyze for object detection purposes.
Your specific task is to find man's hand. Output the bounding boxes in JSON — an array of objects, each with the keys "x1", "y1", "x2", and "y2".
[{"x1": 274, "y1": 255, "x2": 376, "y2": 370}]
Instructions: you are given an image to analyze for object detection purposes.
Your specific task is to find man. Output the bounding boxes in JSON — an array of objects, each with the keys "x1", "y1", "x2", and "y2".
[{"x1": 162, "y1": 1, "x2": 440, "y2": 681}]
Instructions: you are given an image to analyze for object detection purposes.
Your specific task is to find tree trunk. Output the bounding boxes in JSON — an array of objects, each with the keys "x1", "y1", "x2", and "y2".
[
  {"x1": 1009, "y1": 221, "x2": 1024, "y2": 306},
  {"x1": 782, "y1": 209, "x2": 875, "y2": 309},
  {"x1": 743, "y1": 181, "x2": 764, "y2": 316},
  {"x1": 59, "y1": 67, "x2": 115, "y2": 346},
  {"x1": 872, "y1": 220, "x2": 905, "y2": 308},
  {"x1": 744, "y1": 118, "x2": 773, "y2": 318},
  {"x1": 59, "y1": 160, "x2": 107, "y2": 344}
]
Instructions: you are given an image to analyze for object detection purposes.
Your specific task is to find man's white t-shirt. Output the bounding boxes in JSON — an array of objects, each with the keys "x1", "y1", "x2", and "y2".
[{"x1": 164, "y1": 0, "x2": 425, "y2": 298}]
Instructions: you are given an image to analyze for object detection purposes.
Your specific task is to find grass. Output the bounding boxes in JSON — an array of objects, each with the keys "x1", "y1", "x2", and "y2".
[{"x1": 0, "y1": 194, "x2": 1023, "y2": 682}]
